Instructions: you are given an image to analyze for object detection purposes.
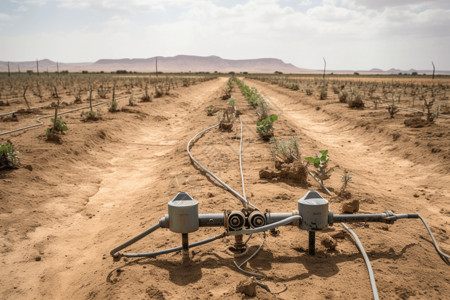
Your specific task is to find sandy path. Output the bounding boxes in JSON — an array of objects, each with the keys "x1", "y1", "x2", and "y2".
[{"x1": 1, "y1": 77, "x2": 228, "y2": 299}]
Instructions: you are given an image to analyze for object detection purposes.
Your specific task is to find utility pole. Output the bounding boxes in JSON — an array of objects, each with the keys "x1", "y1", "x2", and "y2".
[
  {"x1": 36, "y1": 58, "x2": 39, "y2": 76},
  {"x1": 18, "y1": 64, "x2": 20, "y2": 73},
  {"x1": 155, "y1": 56, "x2": 158, "y2": 79},
  {"x1": 7, "y1": 61, "x2": 10, "y2": 77},
  {"x1": 57, "y1": 61, "x2": 59, "y2": 75},
  {"x1": 432, "y1": 61, "x2": 435, "y2": 80},
  {"x1": 323, "y1": 57, "x2": 326, "y2": 80}
]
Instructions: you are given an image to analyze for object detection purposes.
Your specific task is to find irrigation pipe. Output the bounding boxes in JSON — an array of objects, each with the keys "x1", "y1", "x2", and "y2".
[
  {"x1": 120, "y1": 233, "x2": 225, "y2": 258},
  {"x1": 417, "y1": 215, "x2": 450, "y2": 265},
  {"x1": 0, "y1": 93, "x2": 141, "y2": 137},
  {"x1": 341, "y1": 223, "x2": 379, "y2": 300},
  {"x1": 186, "y1": 123, "x2": 259, "y2": 210},
  {"x1": 239, "y1": 117, "x2": 247, "y2": 204},
  {"x1": 307, "y1": 168, "x2": 379, "y2": 299}
]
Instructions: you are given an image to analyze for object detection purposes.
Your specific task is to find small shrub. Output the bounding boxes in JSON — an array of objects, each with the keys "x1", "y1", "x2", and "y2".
[
  {"x1": 348, "y1": 94, "x2": 365, "y2": 109},
  {"x1": 320, "y1": 87, "x2": 327, "y2": 100},
  {"x1": 0, "y1": 140, "x2": 20, "y2": 169},
  {"x1": 305, "y1": 150, "x2": 333, "y2": 184},
  {"x1": 46, "y1": 117, "x2": 68, "y2": 135},
  {"x1": 109, "y1": 100, "x2": 118, "y2": 113},
  {"x1": 338, "y1": 91, "x2": 347, "y2": 103},
  {"x1": 256, "y1": 114, "x2": 277, "y2": 140},
  {"x1": 339, "y1": 170, "x2": 353, "y2": 196},
  {"x1": 82, "y1": 111, "x2": 102, "y2": 122},
  {"x1": 270, "y1": 136, "x2": 299, "y2": 164},
  {"x1": 387, "y1": 96, "x2": 399, "y2": 118}
]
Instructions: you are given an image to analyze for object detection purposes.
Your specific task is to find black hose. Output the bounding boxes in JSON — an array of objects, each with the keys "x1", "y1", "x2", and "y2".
[{"x1": 121, "y1": 233, "x2": 225, "y2": 258}]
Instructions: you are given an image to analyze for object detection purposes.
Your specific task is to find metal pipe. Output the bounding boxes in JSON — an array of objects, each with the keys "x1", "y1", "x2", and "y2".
[
  {"x1": 182, "y1": 233, "x2": 189, "y2": 263},
  {"x1": 266, "y1": 212, "x2": 297, "y2": 225},
  {"x1": 110, "y1": 223, "x2": 161, "y2": 257},
  {"x1": 308, "y1": 231, "x2": 316, "y2": 255},
  {"x1": 122, "y1": 233, "x2": 225, "y2": 258},
  {"x1": 227, "y1": 215, "x2": 301, "y2": 236}
]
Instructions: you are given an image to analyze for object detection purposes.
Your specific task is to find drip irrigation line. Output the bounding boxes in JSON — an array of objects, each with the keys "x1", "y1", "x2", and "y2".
[
  {"x1": 0, "y1": 93, "x2": 141, "y2": 137},
  {"x1": 314, "y1": 173, "x2": 379, "y2": 299},
  {"x1": 187, "y1": 123, "x2": 259, "y2": 211},
  {"x1": 239, "y1": 116, "x2": 247, "y2": 205},
  {"x1": 233, "y1": 232, "x2": 267, "y2": 279},
  {"x1": 341, "y1": 223, "x2": 379, "y2": 300},
  {"x1": 417, "y1": 215, "x2": 450, "y2": 265},
  {"x1": 121, "y1": 233, "x2": 225, "y2": 258}
]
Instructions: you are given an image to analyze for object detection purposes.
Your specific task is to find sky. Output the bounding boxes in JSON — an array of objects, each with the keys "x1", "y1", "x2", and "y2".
[{"x1": 0, "y1": 0, "x2": 449, "y2": 70}]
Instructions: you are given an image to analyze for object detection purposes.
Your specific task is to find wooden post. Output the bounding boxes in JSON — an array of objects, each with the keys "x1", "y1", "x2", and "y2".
[
  {"x1": 432, "y1": 61, "x2": 435, "y2": 80},
  {"x1": 7, "y1": 62, "x2": 10, "y2": 77},
  {"x1": 36, "y1": 59, "x2": 39, "y2": 76}
]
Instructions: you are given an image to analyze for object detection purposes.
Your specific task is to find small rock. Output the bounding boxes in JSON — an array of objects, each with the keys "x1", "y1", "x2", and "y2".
[
  {"x1": 321, "y1": 234, "x2": 337, "y2": 250},
  {"x1": 207, "y1": 192, "x2": 214, "y2": 198},
  {"x1": 342, "y1": 199, "x2": 360, "y2": 213},
  {"x1": 35, "y1": 256, "x2": 41, "y2": 261},
  {"x1": 414, "y1": 193, "x2": 419, "y2": 198},
  {"x1": 236, "y1": 278, "x2": 257, "y2": 297},
  {"x1": 23, "y1": 165, "x2": 33, "y2": 171}
]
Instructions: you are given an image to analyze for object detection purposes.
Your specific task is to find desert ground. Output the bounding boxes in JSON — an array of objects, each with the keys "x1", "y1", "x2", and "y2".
[{"x1": 1, "y1": 74, "x2": 449, "y2": 299}]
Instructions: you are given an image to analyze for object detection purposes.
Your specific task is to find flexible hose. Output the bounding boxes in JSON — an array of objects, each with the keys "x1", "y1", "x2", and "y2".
[
  {"x1": 186, "y1": 123, "x2": 259, "y2": 210},
  {"x1": 233, "y1": 232, "x2": 267, "y2": 279},
  {"x1": 239, "y1": 116, "x2": 247, "y2": 205},
  {"x1": 121, "y1": 233, "x2": 225, "y2": 258},
  {"x1": 310, "y1": 170, "x2": 379, "y2": 299},
  {"x1": 341, "y1": 223, "x2": 379, "y2": 300},
  {"x1": 417, "y1": 215, "x2": 450, "y2": 265},
  {"x1": 110, "y1": 223, "x2": 161, "y2": 257}
]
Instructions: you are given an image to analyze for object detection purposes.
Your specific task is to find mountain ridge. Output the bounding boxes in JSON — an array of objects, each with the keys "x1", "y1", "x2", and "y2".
[{"x1": 0, "y1": 55, "x2": 448, "y2": 74}]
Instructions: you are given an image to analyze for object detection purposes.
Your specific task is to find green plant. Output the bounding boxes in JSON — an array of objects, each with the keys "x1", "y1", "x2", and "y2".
[
  {"x1": 0, "y1": 140, "x2": 20, "y2": 169},
  {"x1": 320, "y1": 87, "x2": 327, "y2": 100},
  {"x1": 46, "y1": 117, "x2": 68, "y2": 136},
  {"x1": 109, "y1": 100, "x2": 118, "y2": 112},
  {"x1": 228, "y1": 98, "x2": 236, "y2": 109},
  {"x1": 256, "y1": 114, "x2": 277, "y2": 140},
  {"x1": 207, "y1": 105, "x2": 216, "y2": 116},
  {"x1": 339, "y1": 170, "x2": 353, "y2": 196},
  {"x1": 82, "y1": 111, "x2": 102, "y2": 121},
  {"x1": 270, "y1": 136, "x2": 299, "y2": 163},
  {"x1": 305, "y1": 150, "x2": 333, "y2": 184}
]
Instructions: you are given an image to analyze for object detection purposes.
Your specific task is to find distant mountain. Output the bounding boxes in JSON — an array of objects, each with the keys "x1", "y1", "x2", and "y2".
[
  {"x1": 1, "y1": 56, "x2": 449, "y2": 74},
  {"x1": 0, "y1": 55, "x2": 308, "y2": 73}
]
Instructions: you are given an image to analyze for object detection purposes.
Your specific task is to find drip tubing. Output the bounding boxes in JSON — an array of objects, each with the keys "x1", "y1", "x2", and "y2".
[
  {"x1": 186, "y1": 123, "x2": 259, "y2": 210},
  {"x1": 341, "y1": 223, "x2": 379, "y2": 300},
  {"x1": 0, "y1": 93, "x2": 141, "y2": 136}
]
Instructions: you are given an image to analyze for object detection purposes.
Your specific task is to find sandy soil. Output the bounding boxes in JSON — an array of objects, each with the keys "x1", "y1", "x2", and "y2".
[{"x1": 1, "y1": 76, "x2": 449, "y2": 299}]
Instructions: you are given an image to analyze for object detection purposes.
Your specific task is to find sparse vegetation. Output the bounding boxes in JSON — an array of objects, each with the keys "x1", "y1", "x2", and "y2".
[
  {"x1": 270, "y1": 136, "x2": 300, "y2": 163},
  {"x1": 0, "y1": 140, "x2": 20, "y2": 169},
  {"x1": 305, "y1": 150, "x2": 333, "y2": 184},
  {"x1": 256, "y1": 114, "x2": 277, "y2": 140}
]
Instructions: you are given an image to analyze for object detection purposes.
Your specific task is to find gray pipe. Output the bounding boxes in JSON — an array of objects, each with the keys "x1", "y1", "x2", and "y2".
[{"x1": 227, "y1": 215, "x2": 301, "y2": 236}]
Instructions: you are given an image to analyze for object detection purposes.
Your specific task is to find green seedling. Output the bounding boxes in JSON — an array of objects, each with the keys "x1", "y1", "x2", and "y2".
[
  {"x1": 256, "y1": 114, "x2": 277, "y2": 140},
  {"x1": 305, "y1": 150, "x2": 333, "y2": 184},
  {"x1": 0, "y1": 140, "x2": 20, "y2": 169},
  {"x1": 46, "y1": 117, "x2": 68, "y2": 135},
  {"x1": 270, "y1": 136, "x2": 299, "y2": 163},
  {"x1": 339, "y1": 170, "x2": 353, "y2": 196}
]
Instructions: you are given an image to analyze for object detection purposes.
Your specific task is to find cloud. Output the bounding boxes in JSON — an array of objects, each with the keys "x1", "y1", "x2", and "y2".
[
  {"x1": 0, "y1": 13, "x2": 12, "y2": 21},
  {"x1": 1, "y1": 0, "x2": 449, "y2": 69}
]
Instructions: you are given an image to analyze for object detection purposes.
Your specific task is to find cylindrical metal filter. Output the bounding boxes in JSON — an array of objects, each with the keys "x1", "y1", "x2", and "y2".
[
  {"x1": 298, "y1": 190, "x2": 329, "y2": 231},
  {"x1": 168, "y1": 192, "x2": 199, "y2": 233}
]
